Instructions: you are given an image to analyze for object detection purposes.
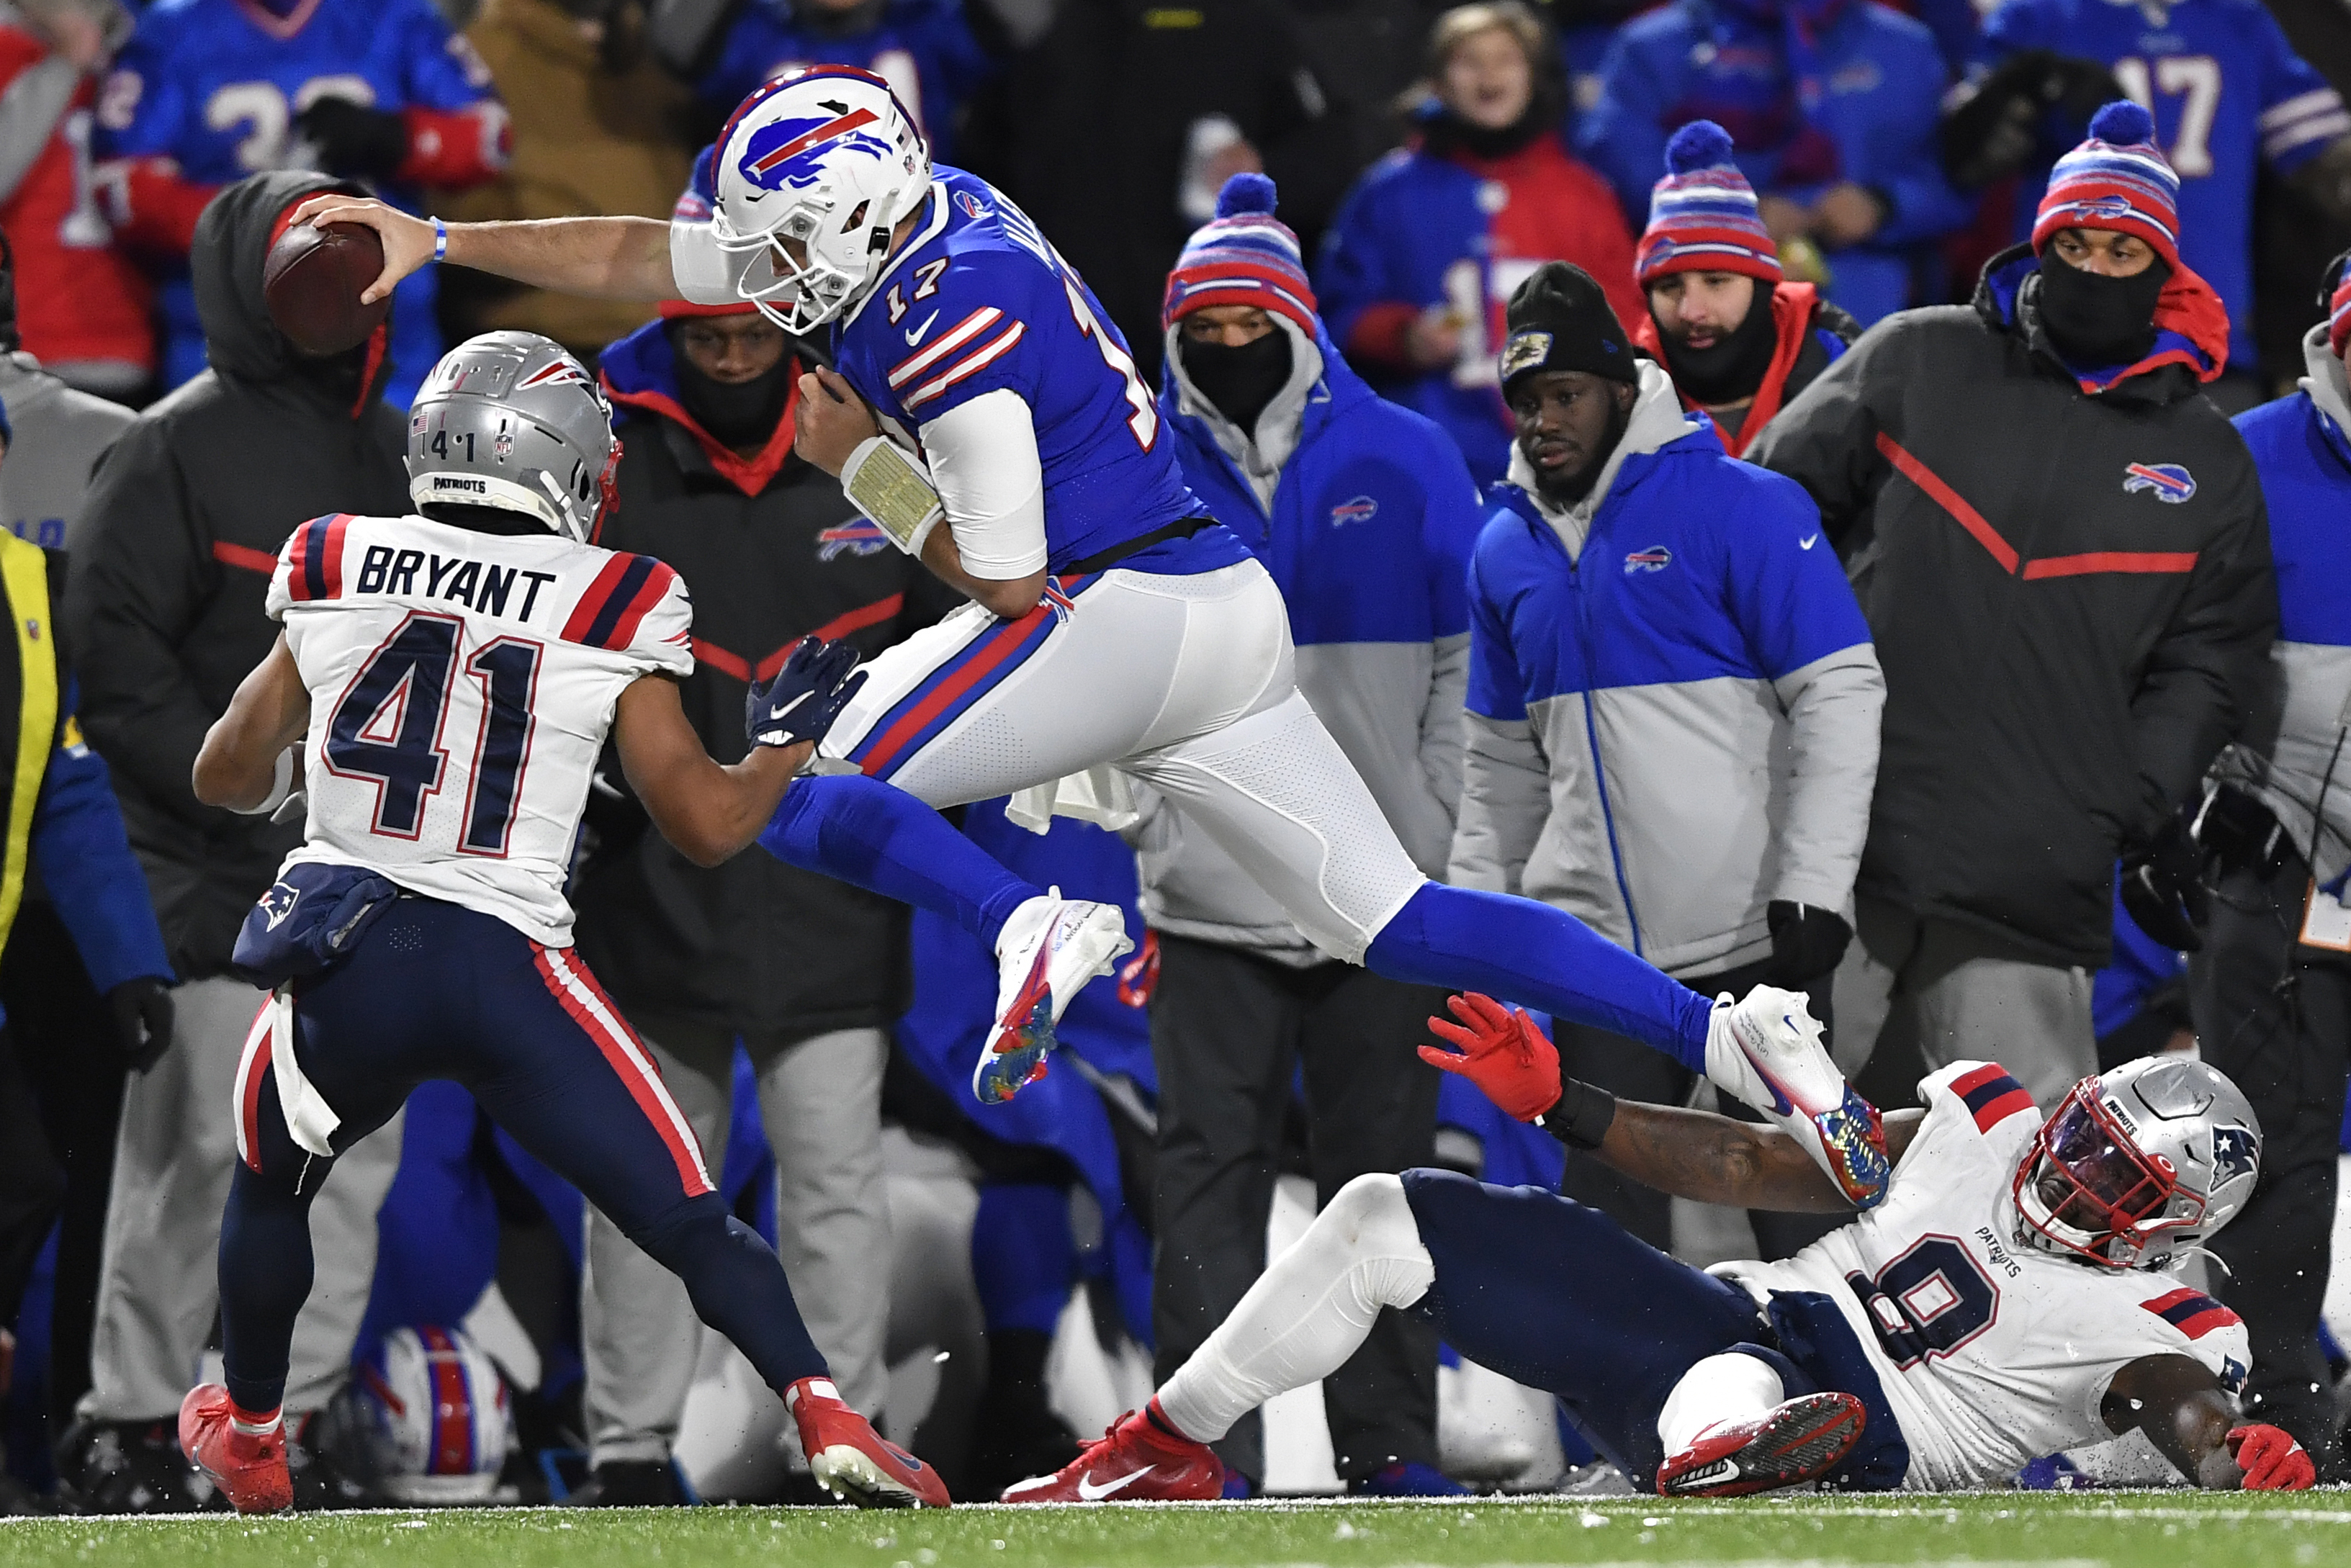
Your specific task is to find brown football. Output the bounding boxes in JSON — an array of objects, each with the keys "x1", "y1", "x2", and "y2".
[{"x1": 261, "y1": 221, "x2": 390, "y2": 356}]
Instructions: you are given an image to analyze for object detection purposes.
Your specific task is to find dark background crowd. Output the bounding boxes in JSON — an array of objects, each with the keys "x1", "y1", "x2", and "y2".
[{"x1": 0, "y1": 0, "x2": 2349, "y2": 1517}]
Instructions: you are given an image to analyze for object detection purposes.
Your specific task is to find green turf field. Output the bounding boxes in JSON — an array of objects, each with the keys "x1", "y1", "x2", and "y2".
[{"x1": 2, "y1": 1493, "x2": 2345, "y2": 1567}]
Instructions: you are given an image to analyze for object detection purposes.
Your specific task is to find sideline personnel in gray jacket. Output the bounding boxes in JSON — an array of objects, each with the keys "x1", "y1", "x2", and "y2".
[
  {"x1": 1452, "y1": 263, "x2": 1883, "y2": 1260},
  {"x1": 1132, "y1": 177, "x2": 1480, "y2": 1496}
]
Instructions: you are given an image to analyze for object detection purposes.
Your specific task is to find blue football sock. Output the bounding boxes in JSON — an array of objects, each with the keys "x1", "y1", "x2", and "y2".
[
  {"x1": 971, "y1": 1182, "x2": 1075, "y2": 1336},
  {"x1": 1364, "y1": 883, "x2": 1713, "y2": 1070},
  {"x1": 761, "y1": 773, "x2": 1040, "y2": 948}
]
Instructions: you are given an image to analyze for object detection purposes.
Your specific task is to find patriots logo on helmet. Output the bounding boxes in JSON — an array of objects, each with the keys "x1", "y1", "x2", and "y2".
[
  {"x1": 2211, "y1": 1125, "x2": 2257, "y2": 1184},
  {"x1": 817, "y1": 518, "x2": 891, "y2": 559},
  {"x1": 1624, "y1": 546, "x2": 1673, "y2": 574},
  {"x1": 2123, "y1": 462, "x2": 2195, "y2": 503},
  {"x1": 1329, "y1": 495, "x2": 1378, "y2": 526},
  {"x1": 741, "y1": 107, "x2": 896, "y2": 193},
  {"x1": 956, "y1": 191, "x2": 990, "y2": 220},
  {"x1": 259, "y1": 881, "x2": 300, "y2": 932},
  {"x1": 517, "y1": 360, "x2": 587, "y2": 390}
]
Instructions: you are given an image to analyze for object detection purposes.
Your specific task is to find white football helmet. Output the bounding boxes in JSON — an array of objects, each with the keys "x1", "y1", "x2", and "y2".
[
  {"x1": 2013, "y1": 1055, "x2": 2262, "y2": 1270},
  {"x1": 323, "y1": 1325, "x2": 514, "y2": 1503},
  {"x1": 709, "y1": 66, "x2": 931, "y2": 333}
]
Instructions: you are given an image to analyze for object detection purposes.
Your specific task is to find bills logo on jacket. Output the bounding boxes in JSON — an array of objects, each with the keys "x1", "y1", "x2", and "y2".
[
  {"x1": 818, "y1": 518, "x2": 892, "y2": 559},
  {"x1": 1623, "y1": 546, "x2": 1673, "y2": 574},
  {"x1": 2123, "y1": 462, "x2": 2196, "y2": 503},
  {"x1": 1329, "y1": 496, "x2": 1378, "y2": 526}
]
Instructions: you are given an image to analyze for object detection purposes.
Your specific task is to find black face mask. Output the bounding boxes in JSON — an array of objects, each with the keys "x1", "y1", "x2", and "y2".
[
  {"x1": 1183, "y1": 331, "x2": 1293, "y2": 438},
  {"x1": 1532, "y1": 392, "x2": 1633, "y2": 510},
  {"x1": 2034, "y1": 250, "x2": 2170, "y2": 369},
  {"x1": 1657, "y1": 283, "x2": 1778, "y2": 405},
  {"x1": 673, "y1": 334, "x2": 794, "y2": 449},
  {"x1": 295, "y1": 339, "x2": 373, "y2": 405}
]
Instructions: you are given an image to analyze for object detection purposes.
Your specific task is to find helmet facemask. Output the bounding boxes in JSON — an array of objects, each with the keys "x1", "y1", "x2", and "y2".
[{"x1": 2013, "y1": 1081, "x2": 2204, "y2": 1269}]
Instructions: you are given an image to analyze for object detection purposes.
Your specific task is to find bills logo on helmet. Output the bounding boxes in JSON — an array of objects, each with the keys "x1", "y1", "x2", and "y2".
[
  {"x1": 2211, "y1": 1125, "x2": 2257, "y2": 1184},
  {"x1": 818, "y1": 518, "x2": 891, "y2": 559},
  {"x1": 742, "y1": 106, "x2": 896, "y2": 192},
  {"x1": 1329, "y1": 495, "x2": 1378, "y2": 526},
  {"x1": 2123, "y1": 463, "x2": 2195, "y2": 503},
  {"x1": 1624, "y1": 546, "x2": 1673, "y2": 574}
]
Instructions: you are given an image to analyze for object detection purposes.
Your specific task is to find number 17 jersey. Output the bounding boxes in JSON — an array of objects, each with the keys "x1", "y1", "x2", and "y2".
[{"x1": 266, "y1": 512, "x2": 692, "y2": 947}]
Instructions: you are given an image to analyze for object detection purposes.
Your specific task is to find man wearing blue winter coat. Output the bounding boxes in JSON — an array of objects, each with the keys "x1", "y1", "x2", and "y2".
[
  {"x1": 1450, "y1": 260, "x2": 1882, "y2": 1260},
  {"x1": 1134, "y1": 175, "x2": 1483, "y2": 1497}
]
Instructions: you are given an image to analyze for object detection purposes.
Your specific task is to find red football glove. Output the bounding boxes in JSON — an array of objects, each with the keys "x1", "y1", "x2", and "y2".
[
  {"x1": 2227, "y1": 1424, "x2": 2315, "y2": 1490},
  {"x1": 1418, "y1": 992, "x2": 1560, "y2": 1122}
]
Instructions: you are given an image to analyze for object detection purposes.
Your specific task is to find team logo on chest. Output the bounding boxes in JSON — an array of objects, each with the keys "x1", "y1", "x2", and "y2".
[
  {"x1": 1623, "y1": 546, "x2": 1673, "y2": 575},
  {"x1": 2123, "y1": 462, "x2": 2195, "y2": 503},
  {"x1": 818, "y1": 518, "x2": 892, "y2": 560},
  {"x1": 1329, "y1": 495, "x2": 1378, "y2": 526}
]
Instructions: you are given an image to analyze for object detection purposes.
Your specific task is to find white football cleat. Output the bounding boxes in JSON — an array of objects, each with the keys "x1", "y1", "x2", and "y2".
[
  {"x1": 1705, "y1": 986, "x2": 1890, "y2": 1209},
  {"x1": 975, "y1": 888, "x2": 1133, "y2": 1105}
]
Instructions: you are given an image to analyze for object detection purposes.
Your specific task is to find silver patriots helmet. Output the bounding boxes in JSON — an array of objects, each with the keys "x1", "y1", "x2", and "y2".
[
  {"x1": 407, "y1": 332, "x2": 619, "y2": 544},
  {"x1": 2013, "y1": 1055, "x2": 2262, "y2": 1269}
]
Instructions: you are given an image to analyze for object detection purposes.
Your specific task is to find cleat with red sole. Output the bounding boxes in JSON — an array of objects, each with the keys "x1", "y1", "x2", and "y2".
[
  {"x1": 177, "y1": 1384, "x2": 292, "y2": 1514},
  {"x1": 976, "y1": 891, "x2": 1132, "y2": 1105},
  {"x1": 999, "y1": 1402, "x2": 1225, "y2": 1503},
  {"x1": 1656, "y1": 1391, "x2": 1866, "y2": 1497},
  {"x1": 788, "y1": 1377, "x2": 948, "y2": 1508}
]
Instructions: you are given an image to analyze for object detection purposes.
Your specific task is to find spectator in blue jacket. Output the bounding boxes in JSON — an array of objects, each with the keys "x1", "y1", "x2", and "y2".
[
  {"x1": 1449, "y1": 261, "x2": 1882, "y2": 1259},
  {"x1": 1578, "y1": 0, "x2": 1972, "y2": 328},
  {"x1": 1138, "y1": 174, "x2": 1482, "y2": 1498},
  {"x1": 2185, "y1": 257, "x2": 2351, "y2": 1478}
]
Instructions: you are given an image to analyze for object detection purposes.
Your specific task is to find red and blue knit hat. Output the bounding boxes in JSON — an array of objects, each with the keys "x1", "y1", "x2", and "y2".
[
  {"x1": 1161, "y1": 172, "x2": 1318, "y2": 335},
  {"x1": 2329, "y1": 265, "x2": 2351, "y2": 357},
  {"x1": 1635, "y1": 121, "x2": 1781, "y2": 288},
  {"x1": 2033, "y1": 101, "x2": 2180, "y2": 270}
]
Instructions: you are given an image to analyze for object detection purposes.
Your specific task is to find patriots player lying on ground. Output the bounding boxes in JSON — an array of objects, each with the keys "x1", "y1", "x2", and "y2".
[
  {"x1": 1002, "y1": 994, "x2": 2315, "y2": 1500},
  {"x1": 291, "y1": 66, "x2": 1891, "y2": 1212},
  {"x1": 176, "y1": 331, "x2": 946, "y2": 1513}
]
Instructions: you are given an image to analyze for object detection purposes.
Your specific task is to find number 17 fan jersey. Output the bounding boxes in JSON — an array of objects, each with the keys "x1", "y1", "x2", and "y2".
[
  {"x1": 266, "y1": 512, "x2": 691, "y2": 947},
  {"x1": 1713, "y1": 1061, "x2": 2252, "y2": 1490}
]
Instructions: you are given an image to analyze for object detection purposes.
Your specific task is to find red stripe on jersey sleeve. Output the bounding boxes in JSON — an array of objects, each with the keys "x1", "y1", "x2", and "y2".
[
  {"x1": 320, "y1": 515, "x2": 349, "y2": 598},
  {"x1": 1969, "y1": 1087, "x2": 2033, "y2": 1133},
  {"x1": 560, "y1": 554, "x2": 636, "y2": 644},
  {"x1": 602, "y1": 559, "x2": 679, "y2": 652}
]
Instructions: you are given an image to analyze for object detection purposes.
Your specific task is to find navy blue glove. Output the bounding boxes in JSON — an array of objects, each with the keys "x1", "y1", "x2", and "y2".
[{"x1": 746, "y1": 635, "x2": 866, "y2": 751}]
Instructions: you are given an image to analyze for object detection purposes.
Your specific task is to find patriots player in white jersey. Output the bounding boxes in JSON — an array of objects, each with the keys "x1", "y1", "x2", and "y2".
[
  {"x1": 1005, "y1": 993, "x2": 2317, "y2": 1501},
  {"x1": 174, "y1": 332, "x2": 945, "y2": 1513},
  {"x1": 288, "y1": 68, "x2": 1889, "y2": 1212}
]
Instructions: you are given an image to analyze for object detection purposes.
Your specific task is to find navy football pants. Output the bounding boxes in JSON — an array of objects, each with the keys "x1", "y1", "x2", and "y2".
[{"x1": 218, "y1": 898, "x2": 828, "y2": 1415}]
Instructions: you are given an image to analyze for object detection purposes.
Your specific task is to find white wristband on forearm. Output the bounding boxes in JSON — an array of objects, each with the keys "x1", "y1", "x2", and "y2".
[
  {"x1": 839, "y1": 435, "x2": 945, "y2": 557},
  {"x1": 234, "y1": 749, "x2": 298, "y2": 816}
]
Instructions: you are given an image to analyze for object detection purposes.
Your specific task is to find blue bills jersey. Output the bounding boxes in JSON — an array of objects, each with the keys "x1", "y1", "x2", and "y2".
[
  {"x1": 94, "y1": 0, "x2": 500, "y2": 405},
  {"x1": 1982, "y1": 0, "x2": 2351, "y2": 369},
  {"x1": 698, "y1": 0, "x2": 993, "y2": 165}
]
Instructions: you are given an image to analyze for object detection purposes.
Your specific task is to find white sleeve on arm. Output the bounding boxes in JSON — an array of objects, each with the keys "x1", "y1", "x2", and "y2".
[
  {"x1": 667, "y1": 218, "x2": 742, "y2": 307},
  {"x1": 922, "y1": 388, "x2": 1048, "y2": 581}
]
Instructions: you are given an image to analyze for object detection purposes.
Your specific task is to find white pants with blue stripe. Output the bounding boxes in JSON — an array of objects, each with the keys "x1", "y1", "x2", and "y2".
[{"x1": 818, "y1": 559, "x2": 1427, "y2": 962}]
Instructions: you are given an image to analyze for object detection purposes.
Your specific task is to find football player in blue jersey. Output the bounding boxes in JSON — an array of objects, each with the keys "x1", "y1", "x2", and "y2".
[
  {"x1": 1960, "y1": 0, "x2": 2351, "y2": 383},
  {"x1": 292, "y1": 66, "x2": 1893, "y2": 1212},
  {"x1": 91, "y1": 0, "x2": 510, "y2": 405}
]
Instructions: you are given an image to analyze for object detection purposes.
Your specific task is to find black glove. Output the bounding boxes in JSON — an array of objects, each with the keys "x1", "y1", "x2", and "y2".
[
  {"x1": 2120, "y1": 819, "x2": 2210, "y2": 952},
  {"x1": 2195, "y1": 786, "x2": 2289, "y2": 880},
  {"x1": 1765, "y1": 901, "x2": 1851, "y2": 987},
  {"x1": 746, "y1": 634, "x2": 867, "y2": 751},
  {"x1": 293, "y1": 97, "x2": 409, "y2": 181},
  {"x1": 1940, "y1": 50, "x2": 2123, "y2": 190},
  {"x1": 105, "y1": 978, "x2": 175, "y2": 1074}
]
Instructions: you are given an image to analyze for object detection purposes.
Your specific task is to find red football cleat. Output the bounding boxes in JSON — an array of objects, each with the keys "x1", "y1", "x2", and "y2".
[
  {"x1": 178, "y1": 1384, "x2": 292, "y2": 1514},
  {"x1": 999, "y1": 1401, "x2": 1226, "y2": 1503},
  {"x1": 788, "y1": 1377, "x2": 948, "y2": 1508},
  {"x1": 1655, "y1": 1391, "x2": 1866, "y2": 1497}
]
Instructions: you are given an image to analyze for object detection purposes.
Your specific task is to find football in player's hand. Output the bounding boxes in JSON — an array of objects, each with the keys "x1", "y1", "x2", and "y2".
[{"x1": 262, "y1": 221, "x2": 389, "y2": 356}]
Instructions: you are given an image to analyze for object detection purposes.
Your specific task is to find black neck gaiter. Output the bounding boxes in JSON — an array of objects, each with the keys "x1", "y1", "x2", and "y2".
[
  {"x1": 674, "y1": 346, "x2": 794, "y2": 450},
  {"x1": 1183, "y1": 332, "x2": 1293, "y2": 438},
  {"x1": 2034, "y1": 251, "x2": 2170, "y2": 369},
  {"x1": 1658, "y1": 285, "x2": 1780, "y2": 405}
]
